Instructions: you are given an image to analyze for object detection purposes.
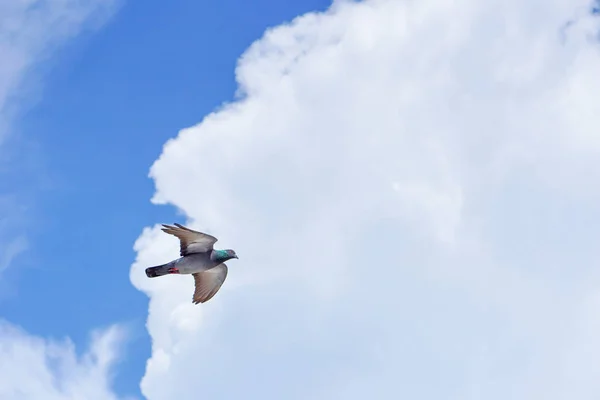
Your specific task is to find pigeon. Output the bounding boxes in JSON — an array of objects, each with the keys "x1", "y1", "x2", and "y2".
[{"x1": 145, "y1": 223, "x2": 238, "y2": 304}]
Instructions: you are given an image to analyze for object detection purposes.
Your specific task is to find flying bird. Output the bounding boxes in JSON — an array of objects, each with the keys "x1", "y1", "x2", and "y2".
[{"x1": 145, "y1": 223, "x2": 238, "y2": 304}]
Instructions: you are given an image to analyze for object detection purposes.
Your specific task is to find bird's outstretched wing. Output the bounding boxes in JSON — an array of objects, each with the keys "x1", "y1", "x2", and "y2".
[
  {"x1": 191, "y1": 264, "x2": 228, "y2": 304},
  {"x1": 161, "y1": 223, "x2": 218, "y2": 256}
]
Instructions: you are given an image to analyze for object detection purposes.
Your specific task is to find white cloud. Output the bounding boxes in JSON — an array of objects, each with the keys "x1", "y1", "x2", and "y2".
[
  {"x1": 131, "y1": 0, "x2": 600, "y2": 398},
  {"x1": 0, "y1": 321, "x2": 127, "y2": 400}
]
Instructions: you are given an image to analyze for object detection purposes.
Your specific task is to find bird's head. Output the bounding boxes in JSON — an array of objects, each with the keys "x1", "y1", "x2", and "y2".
[{"x1": 213, "y1": 249, "x2": 239, "y2": 262}]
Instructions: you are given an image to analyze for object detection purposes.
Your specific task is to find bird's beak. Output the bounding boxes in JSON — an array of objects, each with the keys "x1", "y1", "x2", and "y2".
[{"x1": 235, "y1": 255, "x2": 239, "y2": 259}]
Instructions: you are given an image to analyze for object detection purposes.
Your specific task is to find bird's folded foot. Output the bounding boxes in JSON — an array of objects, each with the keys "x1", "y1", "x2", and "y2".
[{"x1": 168, "y1": 267, "x2": 180, "y2": 274}]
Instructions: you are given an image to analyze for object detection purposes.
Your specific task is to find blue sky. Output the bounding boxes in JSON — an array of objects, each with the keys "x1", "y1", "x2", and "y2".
[
  {"x1": 0, "y1": 0, "x2": 328, "y2": 398},
  {"x1": 2, "y1": 0, "x2": 600, "y2": 399}
]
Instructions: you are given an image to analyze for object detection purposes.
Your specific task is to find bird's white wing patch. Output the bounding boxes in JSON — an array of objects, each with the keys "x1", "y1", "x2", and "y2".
[
  {"x1": 161, "y1": 223, "x2": 218, "y2": 256},
  {"x1": 191, "y1": 263, "x2": 228, "y2": 304}
]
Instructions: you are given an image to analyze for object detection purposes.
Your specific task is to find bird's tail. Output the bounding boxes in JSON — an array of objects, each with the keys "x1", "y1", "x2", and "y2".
[{"x1": 145, "y1": 263, "x2": 178, "y2": 278}]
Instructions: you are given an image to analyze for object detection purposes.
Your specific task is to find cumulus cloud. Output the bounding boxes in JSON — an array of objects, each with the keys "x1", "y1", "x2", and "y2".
[
  {"x1": 0, "y1": 321, "x2": 127, "y2": 400},
  {"x1": 131, "y1": 0, "x2": 600, "y2": 398}
]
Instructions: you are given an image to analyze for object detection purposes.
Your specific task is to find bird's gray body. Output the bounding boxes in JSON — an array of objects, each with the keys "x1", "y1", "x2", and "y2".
[
  {"x1": 169, "y1": 252, "x2": 221, "y2": 274},
  {"x1": 145, "y1": 223, "x2": 238, "y2": 304}
]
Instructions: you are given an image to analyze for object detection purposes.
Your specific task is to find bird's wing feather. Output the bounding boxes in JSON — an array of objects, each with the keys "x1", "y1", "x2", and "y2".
[
  {"x1": 161, "y1": 223, "x2": 218, "y2": 256},
  {"x1": 191, "y1": 264, "x2": 228, "y2": 304}
]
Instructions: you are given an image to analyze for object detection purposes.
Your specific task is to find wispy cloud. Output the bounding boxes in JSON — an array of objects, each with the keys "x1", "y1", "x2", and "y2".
[
  {"x1": 0, "y1": 234, "x2": 27, "y2": 274},
  {"x1": 0, "y1": 0, "x2": 119, "y2": 273},
  {"x1": 0, "y1": 0, "x2": 118, "y2": 140},
  {"x1": 131, "y1": 0, "x2": 600, "y2": 398}
]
